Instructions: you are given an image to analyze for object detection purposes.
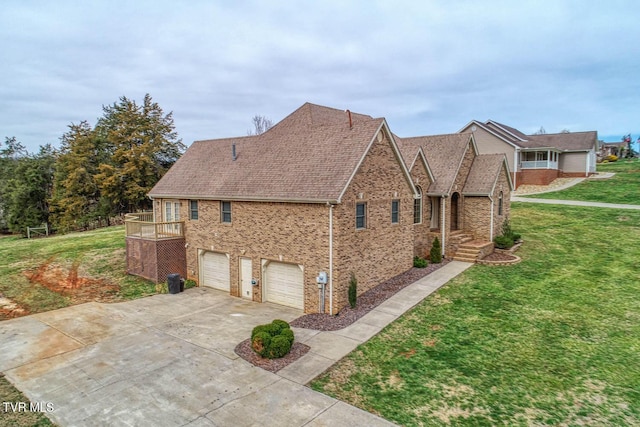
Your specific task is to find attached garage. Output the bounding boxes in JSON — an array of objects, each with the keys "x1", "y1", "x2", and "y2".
[
  {"x1": 200, "y1": 251, "x2": 230, "y2": 291},
  {"x1": 263, "y1": 261, "x2": 304, "y2": 310}
]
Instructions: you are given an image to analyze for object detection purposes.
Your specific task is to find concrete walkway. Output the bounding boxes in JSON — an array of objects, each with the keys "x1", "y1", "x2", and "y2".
[
  {"x1": 0, "y1": 261, "x2": 472, "y2": 426},
  {"x1": 512, "y1": 196, "x2": 640, "y2": 210}
]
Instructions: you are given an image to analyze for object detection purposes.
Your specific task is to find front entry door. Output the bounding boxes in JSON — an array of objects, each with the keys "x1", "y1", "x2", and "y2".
[
  {"x1": 240, "y1": 257, "x2": 253, "y2": 299},
  {"x1": 451, "y1": 193, "x2": 459, "y2": 230}
]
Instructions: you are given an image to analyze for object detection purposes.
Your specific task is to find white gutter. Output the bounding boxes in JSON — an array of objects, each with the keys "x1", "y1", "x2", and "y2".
[
  {"x1": 441, "y1": 197, "x2": 446, "y2": 255},
  {"x1": 329, "y1": 204, "x2": 334, "y2": 315}
]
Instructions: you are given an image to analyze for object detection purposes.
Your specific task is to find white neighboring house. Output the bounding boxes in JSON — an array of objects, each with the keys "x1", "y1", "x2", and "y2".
[{"x1": 459, "y1": 120, "x2": 597, "y2": 188}]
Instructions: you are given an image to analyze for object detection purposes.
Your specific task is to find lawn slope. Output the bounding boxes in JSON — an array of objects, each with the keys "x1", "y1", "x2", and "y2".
[{"x1": 312, "y1": 203, "x2": 640, "y2": 426}]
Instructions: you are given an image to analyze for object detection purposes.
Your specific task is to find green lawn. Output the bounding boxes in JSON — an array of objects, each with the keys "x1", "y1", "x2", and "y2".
[
  {"x1": 311, "y1": 203, "x2": 640, "y2": 426},
  {"x1": 0, "y1": 226, "x2": 155, "y2": 320},
  {"x1": 521, "y1": 158, "x2": 640, "y2": 204},
  {"x1": 0, "y1": 374, "x2": 55, "y2": 426}
]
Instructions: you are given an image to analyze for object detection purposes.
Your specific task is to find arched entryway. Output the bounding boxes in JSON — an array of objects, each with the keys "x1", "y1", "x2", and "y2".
[{"x1": 450, "y1": 192, "x2": 460, "y2": 230}]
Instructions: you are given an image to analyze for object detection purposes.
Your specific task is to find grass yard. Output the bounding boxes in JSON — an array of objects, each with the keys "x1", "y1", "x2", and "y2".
[
  {"x1": 0, "y1": 226, "x2": 155, "y2": 321},
  {"x1": 0, "y1": 373, "x2": 55, "y2": 426},
  {"x1": 311, "y1": 203, "x2": 640, "y2": 426},
  {"x1": 522, "y1": 158, "x2": 640, "y2": 204}
]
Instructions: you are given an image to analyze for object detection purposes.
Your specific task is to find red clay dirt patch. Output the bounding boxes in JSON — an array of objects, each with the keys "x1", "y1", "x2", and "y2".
[
  {"x1": 24, "y1": 257, "x2": 120, "y2": 305},
  {"x1": 0, "y1": 295, "x2": 29, "y2": 319}
]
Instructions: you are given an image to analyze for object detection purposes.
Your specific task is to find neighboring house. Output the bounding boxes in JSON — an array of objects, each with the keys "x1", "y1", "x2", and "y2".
[
  {"x1": 125, "y1": 103, "x2": 511, "y2": 314},
  {"x1": 599, "y1": 141, "x2": 626, "y2": 158},
  {"x1": 459, "y1": 120, "x2": 598, "y2": 188}
]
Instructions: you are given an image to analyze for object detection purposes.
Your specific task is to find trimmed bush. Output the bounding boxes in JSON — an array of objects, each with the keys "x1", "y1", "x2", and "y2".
[
  {"x1": 413, "y1": 256, "x2": 428, "y2": 268},
  {"x1": 348, "y1": 273, "x2": 357, "y2": 308},
  {"x1": 251, "y1": 331, "x2": 272, "y2": 357},
  {"x1": 267, "y1": 335, "x2": 292, "y2": 359},
  {"x1": 430, "y1": 237, "x2": 442, "y2": 263},
  {"x1": 250, "y1": 319, "x2": 295, "y2": 359},
  {"x1": 494, "y1": 235, "x2": 515, "y2": 249},
  {"x1": 280, "y1": 328, "x2": 295, "y2": 345}
]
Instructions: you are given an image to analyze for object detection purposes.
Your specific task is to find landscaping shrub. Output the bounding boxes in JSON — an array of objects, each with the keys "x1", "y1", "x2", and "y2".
[
  {"x1": 251, "y1": 331, "x2": 272, "y2": 357},
  {"x1": 184, "y1": 279, "x2": 197, "y2": 289},
  {"x1": 606, "y1": 154, "x2": 618, "y2": 162},
  {"x1": 348, "y1": 273, "x2": 357, "y2": 308},
  {"x1": 501, "y1": 217, "x2": 521, "y2": 241},
  {"x1": 250, "y1": 319, "x2": 295, "y2": 359},
  {"x1": 430, "y1": 237, "x2": 442, "y2": 263},
  {"x1": 494, "y1": 235, "x2": 515, "y2": 249},
  {"x1": 155, "y1": 282, "x2": 168, "y2": 294},
  {"x1": 413, "y1": 256, "x2": 428, "y2": 268},
  {"x1": 268, "y1": 335, "x2": 292, "y2": 359}
]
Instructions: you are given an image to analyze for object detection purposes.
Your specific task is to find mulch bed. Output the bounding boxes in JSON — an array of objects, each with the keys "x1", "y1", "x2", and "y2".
[
  {"x1": 290, "y1": 260, "x2": 450, "y2": 331},
  {"x1": 481, "y1": 252, "x2": 518, "y2": 262},
  {"x1": 234, "y1": 260, "x2": 451, "y2": 371},
  {"x1": 234, "y1": 340, "x2": 310, "y2": 373}
]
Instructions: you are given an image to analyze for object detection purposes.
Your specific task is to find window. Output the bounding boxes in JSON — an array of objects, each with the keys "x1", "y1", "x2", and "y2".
[
  {"x1": 221, "y1": 201, "x2": 232, "y2": 223},
  {"x1": 414, "y1": 186, "x2": 422, "y2": 224},
  {"x1": 498, "y1": 191, "x2": 503, "y2": 216},
  {"x1": 165, "y1": 201, "x2": 180, "y2": 222},
  {"x1": 391, "y1": 200, "x2": 400, "y2": 224},
  {"x1": 355, "y1": 202, "x2": 366, "y2": 229},
  {"x1": 189, "y1": 200, "x2": 198, "y2": 220}
]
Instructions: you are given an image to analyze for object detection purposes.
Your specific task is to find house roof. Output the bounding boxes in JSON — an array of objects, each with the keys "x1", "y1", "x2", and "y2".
[
  {"x1": 464, "y1": 120, "x2": 597, "y2": 152},
  {"x1": 397, "y1": 133, "x2": 473, "y2": 196},
  {"x1": 463, "y1": 154, "x2": 513, "y2": 195},
  {"x1": 149, "y1": 103, "x2": 413, "y2": 203},
  {"x1": 525, "y1": 131, "x2": 598, "y2": 151}
]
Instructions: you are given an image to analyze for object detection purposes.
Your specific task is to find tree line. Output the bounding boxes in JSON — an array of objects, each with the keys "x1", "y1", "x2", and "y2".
[{"x1": 0, "y1": 94, "x2": 185, "y2": 235}]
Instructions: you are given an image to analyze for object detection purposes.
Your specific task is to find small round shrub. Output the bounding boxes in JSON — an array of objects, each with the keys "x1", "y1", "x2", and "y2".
[
  {"x1": 250, "y1": 319, "x2": 296, "y2": 359},
  {"x1": 271, "y1": 319, "x2": 290, "y2": 332},
  {"x1": 184, "y1": 279, "x2": 197, "y2": 289},
  {"x1": 494, "y1": 235, "x2": 515, "y2": 249},
  {"x1": 606, "y1": 154, "x2": 618, "y2": 162},
  {"x1": 251, "y1": 325, "x2": 269, "y2": 340},
  {"x1": 267, "y1": 335, "x2": 292, "y2": 359},
  {"x1": 251, "y1": 331, "x2": 272, "y2": 357},
  {"x1": 280, "y1": 328, "x2": 295, "y2": 345},
  {"x1": 413, "y1": 256, "x2": 428, "y2": 268}
]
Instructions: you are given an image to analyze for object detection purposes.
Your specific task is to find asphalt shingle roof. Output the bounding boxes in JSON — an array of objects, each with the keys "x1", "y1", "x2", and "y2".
[
  {"x1": 149, "y1": 103, "x2": 385, "y2": 202},
  {"x1": 463, "y1": 154, "x2": 507, "y2": 195}
]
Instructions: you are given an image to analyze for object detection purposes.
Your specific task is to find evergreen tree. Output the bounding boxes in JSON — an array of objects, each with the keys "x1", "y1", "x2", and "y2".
[
  {"x1": 3, "y1": 144, "x2": 56, "y2": 235},
  {"x1": 50, "y1": 121, "x2": 110, "y2": 231},
  {"x1": 94, "y1": 94, "x2": 184, "y2": 214}
]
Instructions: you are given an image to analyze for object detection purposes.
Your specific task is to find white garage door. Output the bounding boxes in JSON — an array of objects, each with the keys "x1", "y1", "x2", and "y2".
[
  {"x1": 201, "y1": 251, "x2": 230, "y2": 291},
  {"x1": 264, "y1": 262, "x2": 304, "y2": 310}
]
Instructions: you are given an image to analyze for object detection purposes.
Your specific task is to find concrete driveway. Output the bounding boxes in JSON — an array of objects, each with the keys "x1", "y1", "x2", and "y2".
[{"x1": 0, "y1": 288, "x2": 394, "y2": 426}]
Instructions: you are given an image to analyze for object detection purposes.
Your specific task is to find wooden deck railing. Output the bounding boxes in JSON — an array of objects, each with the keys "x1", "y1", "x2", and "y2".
[{"x1": 125, "y1": 212, "x2": 184, "y2": 240}]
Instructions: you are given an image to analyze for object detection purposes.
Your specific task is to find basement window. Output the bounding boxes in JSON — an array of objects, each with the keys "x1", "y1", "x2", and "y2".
[
  {"x1": 221, "y1": 201, "x2": 232, "y2": 223},
  {"x1": 356, "y1": 202, "x2": 367, "y2": 229}
]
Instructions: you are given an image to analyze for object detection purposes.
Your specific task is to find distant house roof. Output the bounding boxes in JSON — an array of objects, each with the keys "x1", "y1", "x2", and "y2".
[
  {"x1": 397, "y1": 133, "x2": 474, "y2": 196},
  {"x1": 463, "y1": 154, "x2": 513, "y2": 195},
  {"x1": 463, "y1": 120, "x2": 597, "y2": 152},
  {"x1": 149, "y1": 103, "x2": 414, "y2": 203},
  {"x1": 525, "y1": 131, "x2": 598, "y2": 151}
]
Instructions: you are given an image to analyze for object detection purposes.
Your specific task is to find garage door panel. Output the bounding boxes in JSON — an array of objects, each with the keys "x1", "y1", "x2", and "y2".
[
  {"x1": 202, "y1": 252, "x2": 230, "y2": 291},
  {"x1": 264, "y1": 262, "x2": 304, "y2": 310}
]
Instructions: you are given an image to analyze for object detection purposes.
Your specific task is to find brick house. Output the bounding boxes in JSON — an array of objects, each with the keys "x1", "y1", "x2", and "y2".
[
  {"x1": 126, "y1": 103, "x2": 511, "y2": 314},
  {"x1": 459, "y1": 120, "x2": 598, "y2": 188}
]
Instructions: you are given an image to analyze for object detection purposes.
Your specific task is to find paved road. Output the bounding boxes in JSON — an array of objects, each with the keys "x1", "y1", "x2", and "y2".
[
  {"x1": 512, "y1": 196, "x2": 640, "y2": 210},
  {"x1": 1, "y1": 262, "x2": 473, "y2": 426}
]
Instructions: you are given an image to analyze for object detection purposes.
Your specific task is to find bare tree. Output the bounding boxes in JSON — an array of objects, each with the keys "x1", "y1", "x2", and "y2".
[
  {"x1": 561, "y1": 129, "x2": 570, "y2": 133},
  {"x1": 247, "y1": 115, "x2": 273, "y2": 135},
  {"x1": 533, "y1": 126, "x2": 546, "y2": 135}
]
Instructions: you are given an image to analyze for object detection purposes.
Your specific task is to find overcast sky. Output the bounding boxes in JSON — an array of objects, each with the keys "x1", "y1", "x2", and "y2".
[{"x1": 2, "y1": 0, "x2": 639, "y2": 153}]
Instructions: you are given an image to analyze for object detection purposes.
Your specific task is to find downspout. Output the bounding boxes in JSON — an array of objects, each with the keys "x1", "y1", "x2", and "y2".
[
  {"x1": 441, "y1": 197, "x2": 446, "y2": 255},
  {"x1": 513, "y1": 150, "x2": 518, "y2": 189},
  {"x1": 489, "y1": 196, "x2": 494, "y2": 240},
  {"x1": 329, "y1": 204, "x2": 334, "y2": 315}
]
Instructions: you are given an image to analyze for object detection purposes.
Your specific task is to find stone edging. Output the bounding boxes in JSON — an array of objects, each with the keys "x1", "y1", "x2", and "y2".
[{"x1": 477, "y1": 254, "x2": 521, "y2": 266}]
